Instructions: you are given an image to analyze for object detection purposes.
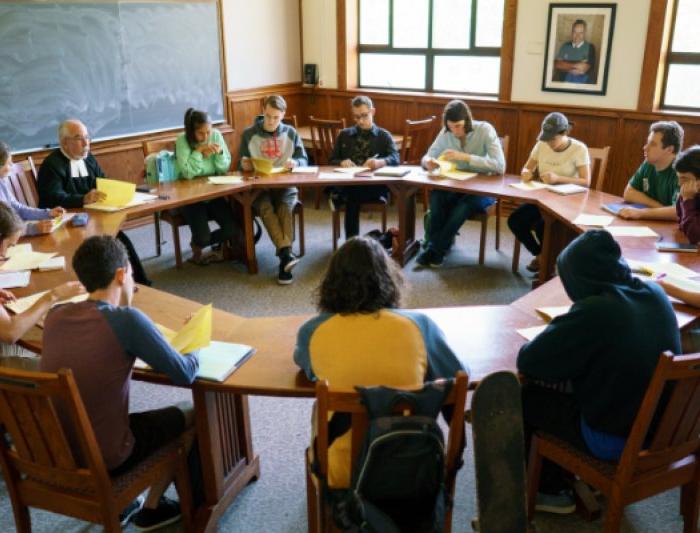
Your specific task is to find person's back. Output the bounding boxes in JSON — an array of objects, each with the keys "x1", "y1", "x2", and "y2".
[{"x1": 294, "y1": 237, "x2": 463, "y2": 487}]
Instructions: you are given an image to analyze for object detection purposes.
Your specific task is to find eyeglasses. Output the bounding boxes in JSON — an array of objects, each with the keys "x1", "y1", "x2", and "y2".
[
  {"x1": 67, "y1": 135, "x2": 90, "y2": 143},
  {"x1": 353, "y1": 112, "x2": 371, "y2": 120}
]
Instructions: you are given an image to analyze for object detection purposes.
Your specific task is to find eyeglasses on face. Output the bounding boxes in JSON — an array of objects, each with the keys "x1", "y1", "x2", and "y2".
[
  {"x1": 353, "y1": 112, "x2": 371, "y2": 120},
  {"x1": 67, "y1": 135, "x2": 90, "y2": 143}
]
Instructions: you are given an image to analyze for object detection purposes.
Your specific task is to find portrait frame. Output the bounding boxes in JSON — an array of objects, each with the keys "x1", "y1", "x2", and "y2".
[{"x1": 542, "y1": 3, "x2": 616, "y2": 95}]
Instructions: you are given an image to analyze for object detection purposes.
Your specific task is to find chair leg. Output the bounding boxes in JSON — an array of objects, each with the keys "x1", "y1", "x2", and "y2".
[
  {"x1": 332, "y1": 210, "x2": 340, "y2": 251},
  {"x1": 478, "y1": 216, "x2": 487, "y2": 265},
  {"x1": 104, "y1": 515, "x2": 123, "y2": 533},
  {"x1": 681, "y1": 472, "x2": 700, "y2": 532},
  {"x1": 297, "y1": 205, "x2": 305, "y2": 257},
  {"x1": 305, "y1": 452, "x2": 319, "y2": 533},
  {"x1": 512, "y1": 240, "x2": 521, "y2": 274},
  {"x1": 173, "y1": 224, "x2": 183, "y2": 269},
  {"x1": 422, "y1": 188, "x2": 430, "y2": 211},
  {"x1": 526, "y1": 436, "x2": 543, "y2": 522},
  {"x1": 154, "y1": 213, "x2": 162, "y2": 257},
  {"x1": 314, "y1": 189, "x2": 322, "y2": 210},
  {"x1": 603, "y1": 488, "x2": 625, "y2": 533},
  {"x1": 381, "y1": 206, "x2": 387, "y2": 233},
  {"x1": 495, "y1": 200, "x2": 501, "y2": 250},
  {"x1": 173, "y1": 449, "x2": 194, "y2": 532}
]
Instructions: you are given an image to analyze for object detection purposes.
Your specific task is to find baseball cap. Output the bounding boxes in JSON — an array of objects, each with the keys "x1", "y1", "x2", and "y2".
[{"x1": 538, "y1": 112, "x2": 570, "y2": 141}]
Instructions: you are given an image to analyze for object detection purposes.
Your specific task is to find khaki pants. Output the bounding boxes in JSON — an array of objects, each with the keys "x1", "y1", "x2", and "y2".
[{"x1": 253, "y1": 187, "x2": 298, "y2": 252}]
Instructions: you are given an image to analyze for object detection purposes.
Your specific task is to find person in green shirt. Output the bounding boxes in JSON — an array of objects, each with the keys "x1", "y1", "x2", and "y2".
[
  {"x1": 620, "y1": 121, "x2": 684, "y2": 221},
  {"x1": 175, "y1": 108, "x2": 236, "y2": 265}
]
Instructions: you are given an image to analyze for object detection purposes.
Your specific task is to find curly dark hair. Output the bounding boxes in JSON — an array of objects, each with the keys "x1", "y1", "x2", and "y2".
[
  {"x1": 317, "y1": 237, "x2": 404, "y2": 314},
  {"x1": 72, "y1": 235, "x2": 128, "y2": 292}
]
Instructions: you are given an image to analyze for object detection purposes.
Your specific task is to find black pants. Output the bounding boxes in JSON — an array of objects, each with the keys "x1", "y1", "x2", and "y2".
[
  {"x1": 343, "y1": 185, "x2": 388, "y2": 239},
  {"x1": 521, "y1": 383, "x2": 590, "y2": 494},
  {"x1": 110, "y1": 406, "x2": 204, "y2": 507},
  {"x1": 507, "y1": 204, "x2": 544, "y2": 256},
  {"x1": 116, "y1": 231, "x2": 151, "y2": 286},
  {"x1": 180, "y1": 198, "x2": 236, "y2": 249}
]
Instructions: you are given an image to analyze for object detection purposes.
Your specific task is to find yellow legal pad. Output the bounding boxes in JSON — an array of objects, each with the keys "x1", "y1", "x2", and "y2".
[
  {"x1": 156, "y1": 303, "x2": 212, "y2": 354},
  {"x1": 94, "y1": 177, "x2": 136, "y2": 207},
  {"x1": 251, "y1": 158, "x2": 285, "y2": 176},
  {"x1": 433, "y1": 155, "x2": 477, "y2": 181}
]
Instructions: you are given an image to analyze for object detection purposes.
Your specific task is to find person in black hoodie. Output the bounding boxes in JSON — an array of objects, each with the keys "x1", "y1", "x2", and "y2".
[{"x1": 517, "y1": 229, "x2": 680, "y2": 513}]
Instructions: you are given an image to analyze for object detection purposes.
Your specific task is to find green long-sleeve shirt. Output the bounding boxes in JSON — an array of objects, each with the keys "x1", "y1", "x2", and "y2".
[{"x1": 175, "y1": 129, "x2": 231, "y2": 179}]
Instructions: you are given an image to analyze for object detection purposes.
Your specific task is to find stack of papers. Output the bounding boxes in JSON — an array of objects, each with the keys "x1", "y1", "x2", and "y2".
[
  {"x1": 546, "y1": 184, "x2": 588, "y2": 195},
  {"x1": 38, "y1": 256, "x2": 65, "y2": 271},
  {"x1": 5, "y1": 290, "x2": 87, "y2": 314},
  {"x1": 291, "y1": 166, "x2": 319, "y2": 173},
  {"x1": 626, "y1": 259, "x2": 699, "y2": 279},
  {"x1": 0, "y1": 271, "x2": 30, "y2": 289},
  {"x1": 208, "y1": 176, "x2": 243, "y2": 185},
  {"x1": 606, "y1": 226, "x2": 659, "y2": 238},
  {"x1": 251, "y1": 158, "x2": 285, "y2": 176},
  {"x1": 373, "y1": 166, "x2": 412, "y2": 177},
  {"x1": 572, "y1": 214, "x2": 614, "y2": 227},
  {"x1": 334, "y1": 167, "x2": 369, "y2": 174},
  {"x1": 85, "y1": 179, "x2": 158, "y2": 212},
  {"x1": 0, "y1": 250, "x2": 56, "y2": 271},
  {"x1": 510, "y1": 181, "x2": 548, "y2": 191}
]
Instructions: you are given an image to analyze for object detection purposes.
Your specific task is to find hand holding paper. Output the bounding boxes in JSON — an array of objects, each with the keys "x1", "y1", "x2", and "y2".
[{"x1": 93, "y1": 178, "x2": 136, "y2": 207}]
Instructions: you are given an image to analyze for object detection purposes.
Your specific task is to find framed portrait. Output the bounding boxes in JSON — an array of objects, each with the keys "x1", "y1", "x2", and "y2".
[{"x1": 542, "y1": 3, "x2": 616, "y2": 95}]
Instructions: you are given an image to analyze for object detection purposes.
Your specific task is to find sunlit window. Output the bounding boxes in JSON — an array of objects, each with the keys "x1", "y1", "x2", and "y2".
[
  {"x1": 662, "y1": 0, "x2": 700, "y2": 110},
  {"x1": 358, "y1": 0, "x2": 504, "y2": 95}
]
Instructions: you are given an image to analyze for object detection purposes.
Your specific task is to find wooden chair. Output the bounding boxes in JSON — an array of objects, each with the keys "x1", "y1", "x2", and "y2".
[
  {"x1": 7, "y1": 160, "x2": 40, "y2": 208},
  {"x1": 283, "y1": 115, "x2": 299, "y2": 130},
  {"x1": 511, "y1": 145, "x2": 611, "y2": 273},
  {"x1": 401, "y1": 116, "x2": 438, "y2": 211},
  {"x1": 0, "y1": 367, "x2": 193, "y2": 533},
  {"x1": 527, "y1": 351, "x2": 700, "y2": 532},
  {"x1": 305, "y1": 371, "x2": 468, "y2": 533},
  {"x1": 471, "y1": 135, "x2": 510, "y2": 265},
  {"x1": 308, "y1": 116, "x2": 347, "y2": 209}
]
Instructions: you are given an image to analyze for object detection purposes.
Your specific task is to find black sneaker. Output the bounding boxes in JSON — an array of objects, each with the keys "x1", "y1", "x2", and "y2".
[
  {"x1": 415, "y1": 248, "x2": 444, "y2": 268},
  {"x1": 278, "y1": 266, "x2": 293, "y2": 285},
  {"x1": 280, "y1": 248, "x2": 300, "y2": 273},
  {"x1": 133, "y1": 496, "x2": 182, "y2": 531},
  {"x1": 328, "y1": 192, "x2": 346, "y2": 211},
  {"x1": 119, "y1": 495, "x2": 145, "y2": 527}
]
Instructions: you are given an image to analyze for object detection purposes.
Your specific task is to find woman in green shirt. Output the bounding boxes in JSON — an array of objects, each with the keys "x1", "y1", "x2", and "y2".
[{"x1": 175, "y1": 108, "x2": 236, "y2": 265}]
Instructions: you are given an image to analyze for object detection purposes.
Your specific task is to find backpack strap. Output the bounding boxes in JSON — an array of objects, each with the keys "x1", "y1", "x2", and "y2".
[{"x1": 356, "y1": 379, "x2": 453, "y2": 420}]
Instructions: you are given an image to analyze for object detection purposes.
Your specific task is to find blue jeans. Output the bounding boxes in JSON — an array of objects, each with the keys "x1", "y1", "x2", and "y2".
[{"x1": 426, "y1": 190, "x2": 495, "y2": 254}]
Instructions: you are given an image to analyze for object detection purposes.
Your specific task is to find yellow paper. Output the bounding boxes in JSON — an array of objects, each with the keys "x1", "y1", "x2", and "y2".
[
  {"x1": 208, "y1": 176, "x2": 243, "y2": 185},
  {"x1": 6, "y1": 243, "x2": 32, "y2": 258},
  {"x1": 535, "y1": 306, "x2": 571, "y2": 322},
  {"x1": 433, "y1": 156, "x2": 477, "y2": 181},
  {"x1": 156, "y1": 323, "x2": 177, "y2": 342},
  {"x1": 95, "y1": 178, "x2": 136, "y2": 207},
  {"x1": 251, "y1": 158, "x2": 285, "y2": 176},
  {"x1": 0, "y1": 250, "x2": 56, "y2": 271},
  {"x1": 165, "y1": 304, "x2": 212, "y2": 354}
]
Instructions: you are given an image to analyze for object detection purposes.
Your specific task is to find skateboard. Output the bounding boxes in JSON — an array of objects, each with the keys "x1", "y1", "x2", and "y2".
[{"x1": 469, "y1": 371, "x2": 528, "y2": 533}]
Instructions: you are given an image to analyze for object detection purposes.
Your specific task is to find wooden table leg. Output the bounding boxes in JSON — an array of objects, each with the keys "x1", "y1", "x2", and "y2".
[
  {"x1": 388, "y1": 183, "x2": 421, "y2": 266},
  {"x1": 192, "y1": 386, "x2": 261, "y2": 533},
  {"x1": 538, "y1": 213, "x2": 578, "y2": 286},
  {"x1": 231, "y1": 189, "x2": 260, "y2": 275}
]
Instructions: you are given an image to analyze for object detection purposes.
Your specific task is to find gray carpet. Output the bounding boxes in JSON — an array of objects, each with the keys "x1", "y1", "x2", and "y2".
[{"x1": 0, "y1": 194, "x2": 687, "y2": 532}]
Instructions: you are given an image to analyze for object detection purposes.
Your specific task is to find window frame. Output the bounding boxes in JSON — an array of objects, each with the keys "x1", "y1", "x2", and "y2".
[
  {"x1": 660, "y1": 0, "x2": 700, "y2": 112},
  {"x1": 357, "y1": 0, "x2": 502, "y2": 96}
]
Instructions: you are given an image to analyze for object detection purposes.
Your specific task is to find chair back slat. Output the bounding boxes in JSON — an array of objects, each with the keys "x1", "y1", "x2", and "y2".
[
  {"x1": 401, "y1": 116, "x2": 437, "y2": 164},
  {"x1": 0, "y1": 368, "x2": 112, "y2": 496},
  {"x1": 588, "y1": 146, "x2": 611, "y2": 191},
  {"x1": 143, "y1": 138, "x2": 177, "y2": 156},
  {"x1": 499, "y1": 135, "x2": 510, "y2": 163},
  {"x1": 619, "y1": 353, "x2": 700, "y2": 478},
  {"x1": 7, "y1": 162, "x2": 39, "y2": 207},
  {"x1": 283, "y1": 115, "x2": 299, "y2": 130},
  {"x1": 308, "y1": 116, "x2": 346, "y2": 165}
]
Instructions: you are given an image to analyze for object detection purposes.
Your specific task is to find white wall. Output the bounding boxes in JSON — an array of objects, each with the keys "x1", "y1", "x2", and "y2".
[
  {"x1": 511, "y1": 0, "x2": 651, "y2": 109},
  {"x1": 221, "y1": 0, "x2": 302, "y2": 91},
  {"x1": 299, "y1": 0, "x2": 653, "y2": 110},
  {"x1": 301, "y1": 0, "x2": 337, "y2": 88}
]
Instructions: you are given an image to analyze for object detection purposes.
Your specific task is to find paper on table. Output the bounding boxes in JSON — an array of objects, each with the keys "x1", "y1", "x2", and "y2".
[
  {"x1": 208, "y1": 176, "x2": 243, "y2": 185},
  {"x1": 157, "y1": 304, "x2": 212, "y2": 354},
  {"x1": 516, "y1": 325, "x2": 548, "y2": 341},
  {"x1": 5, "y1": 290, "x2": 87, "y2": 314},
  {"x1": 292, "y1": 166, "x2": 319, "y2": 173},
  {"x1": 84, "y1": 192, "x2": 158, "y2": 212},
  {"x1": 606, "y1": 226, "x2": 659, "y2": 238},
  {"x1": 430, "y1": 157, "x2": 478, "y2": 181},
  {"x1": 0, "y1": 271, "x2": 30, "y2": 289},
  {"x1": 626, "y1": 259, "x2": 699, "y2": 279},
  {"x1": 510, "y1": 181, "x2": 548, "y2": 191},
  {"x1": 251, "y1": 158, "x2": 284, "y2": 175},
  {"x1": 572, "y1": 214, "x2": 614, "y2": 227},
  {"x1": 318, "y1": 172, "x2": 344, "y2": 180},
  {"x1": 96, "y1": 178, "x2": 136, "y2": 207},
  {"x1": 535, "y1": 305, "x2": 571, "y2": 322},
  {"x1": 546, "y1": 184, "x2": 588, "y2": 195},
  {"x1": 334, "y1": 167, "x2": 369, "y2": 174},
  {"x1": 0, "y1": 250, "x2": 56, "y2": 271},
  {"x1": 38, "y1": 256, "x2": 66, "y2": 271},
  {"x1": 6, "y1": 243, "x2": 32, "y2": 258},
  {"x1": 661, "y1": 275, "x2": 700, "y2": 293}
]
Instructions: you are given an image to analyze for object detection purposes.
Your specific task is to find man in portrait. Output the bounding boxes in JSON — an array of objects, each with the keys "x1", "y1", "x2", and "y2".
[{"x1": 554, "y1": 19, "x2": 596, "y2": 84}]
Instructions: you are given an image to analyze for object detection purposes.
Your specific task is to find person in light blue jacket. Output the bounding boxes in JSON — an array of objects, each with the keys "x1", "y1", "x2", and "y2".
[
  {"x1": 416, "y1": 100, "x2": 505, "y2": 267},
  {"x1": 175, "y1": 108, "x2": 236, "y2": 265},
  {"x1": 0, "y1": 141, "x2": 65, "y2": 236}
]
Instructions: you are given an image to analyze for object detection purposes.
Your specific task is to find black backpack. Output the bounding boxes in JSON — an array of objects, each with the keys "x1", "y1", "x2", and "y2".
[{"x1": 330, "y1": 380, "x2": 458, "y2": 532}]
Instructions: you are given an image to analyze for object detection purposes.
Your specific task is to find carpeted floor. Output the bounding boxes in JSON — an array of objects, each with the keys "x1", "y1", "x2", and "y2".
[{"x1": 0, "y1": 195, "x2": 687, "y2": 532}]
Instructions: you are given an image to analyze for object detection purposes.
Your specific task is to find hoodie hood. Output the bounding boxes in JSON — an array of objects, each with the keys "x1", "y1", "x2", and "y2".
[{"x1": 557, "y1": 230, "x2": 635, "y2": 302}]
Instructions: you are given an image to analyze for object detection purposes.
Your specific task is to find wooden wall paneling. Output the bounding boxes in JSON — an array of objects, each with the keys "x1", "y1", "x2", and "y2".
[
  {"x1": 637, "y1": 0, "x2": 673, "y2": 112},
  {"x1": 615, "y1": 119, "x2": 650, "y2": 195}
]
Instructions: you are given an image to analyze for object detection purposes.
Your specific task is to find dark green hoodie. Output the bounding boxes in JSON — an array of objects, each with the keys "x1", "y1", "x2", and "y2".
[{"x1": 517, "y1": 230, "x2": 681, "y2": 437}]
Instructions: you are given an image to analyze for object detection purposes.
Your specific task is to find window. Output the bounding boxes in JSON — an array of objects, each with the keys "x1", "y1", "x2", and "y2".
[
  {"x1": 358, "y1": 0, "x2": 505, "y2": 96},
  {"x1": 662, "y1": 0, "x2": 700, "y2": 110}
]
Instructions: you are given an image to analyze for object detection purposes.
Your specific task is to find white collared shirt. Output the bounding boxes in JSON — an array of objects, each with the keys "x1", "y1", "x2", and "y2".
[{"x1": 60, "y1": 148, "x2": 89, "y2": 178}]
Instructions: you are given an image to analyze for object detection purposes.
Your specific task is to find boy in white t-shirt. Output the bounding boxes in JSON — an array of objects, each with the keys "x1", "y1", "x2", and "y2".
[{"x1": 507, "y1": 113, "x2": 591, "y2": 273}]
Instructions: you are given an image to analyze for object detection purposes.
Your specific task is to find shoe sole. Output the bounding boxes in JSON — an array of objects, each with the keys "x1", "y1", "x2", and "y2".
[
  {"x1": 134, "y1": 513, "x2": 182, "y2": 532},
  {"x1": 283, "y1": 257, "x2": 300, "y2": 273},
  {"x1": 120, "y1": 496, "x2": 145, "y2": 527},
  {"x1": 277, "y1": 278, "x2": 293, "y2": 285},
  {"x1": 534, "y1": 503, "x2": 576, "y2": 515}
]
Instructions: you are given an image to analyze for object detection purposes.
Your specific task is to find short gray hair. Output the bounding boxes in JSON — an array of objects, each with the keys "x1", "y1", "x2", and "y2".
[
  {"x1": 58, "y1": 119, "x2": 84, "y2": 141},
  {"x1": 351, "y1": 95, "x2": 374, "y2": 109}
]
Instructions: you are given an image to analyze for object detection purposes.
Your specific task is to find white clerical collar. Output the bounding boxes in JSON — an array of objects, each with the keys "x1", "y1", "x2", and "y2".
[
  {"x1": 572, "y1": 41, "x2": 584, "y2": 49},
  {"x1": 60, "y1": 148, "x2": 89, "y2": 178}
]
